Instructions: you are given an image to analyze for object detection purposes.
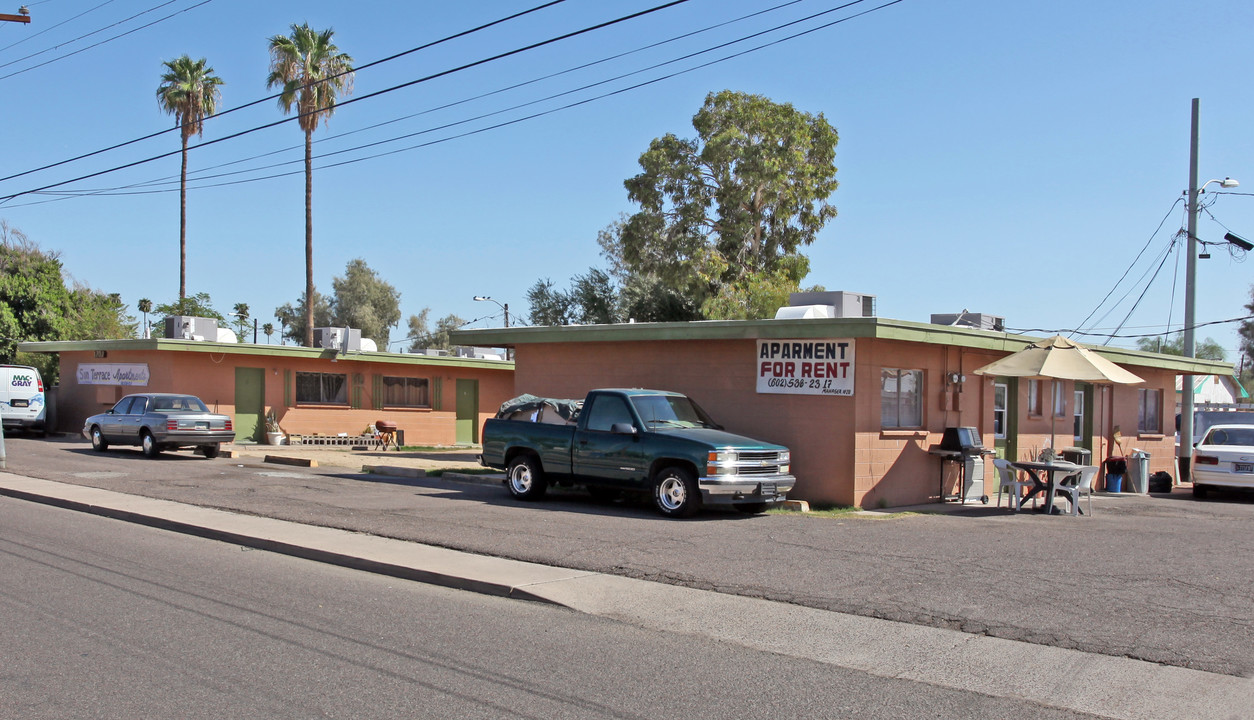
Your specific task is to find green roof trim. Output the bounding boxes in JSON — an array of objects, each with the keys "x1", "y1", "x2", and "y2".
[
  {"x1": 17, "y1": 338, "x2": 513, "y2": 371},
  {"x1": 450, "y1": 317, "x2": 1233, "y2": 375}
]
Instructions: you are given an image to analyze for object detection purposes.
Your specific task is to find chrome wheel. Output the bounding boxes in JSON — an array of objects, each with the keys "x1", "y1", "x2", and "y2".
[
  {"x1": 509, "y1": 462, "x2": 533, "y2": 494},
  {"x1": 506, "y1": 456, "x2": 547, "y2": 500},
  {"x1": 657, "y1": 475, "x2": 687, "y2": 511},
  {"x1": 91, "y1": 426, "x2": 108, "y2": 452},
  {"x1": 653, "y1": 467, "x2": 700, "y2": 518}
]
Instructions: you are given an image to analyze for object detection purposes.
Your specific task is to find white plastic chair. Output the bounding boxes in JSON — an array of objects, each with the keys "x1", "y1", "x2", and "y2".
[
  {"x1": 993, "y1": 458, "x2": 1033, "y2": 511},
  {"x1": 1055, "y1": 466, "x2": 1098, "y2": 516}
]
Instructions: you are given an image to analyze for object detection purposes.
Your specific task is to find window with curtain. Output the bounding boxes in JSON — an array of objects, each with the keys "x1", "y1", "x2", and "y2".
[
  {"x1": 881, "y1": 369, "x2": 922, "y2": 429},
  {"x1": 1028, "y1": 380, "x2": 1042, "y2": 416},
  {"x1": 1073, "y1": 389, "x2": 1085, "y2": 440},
  {"x1": 1052, "y1": 381, "x2": 1066, "y2": 418},
  {"x1": 295, "y1": 372, "x2": 347, "y2": 404},
  {"x1": 383, "y1": 376, "x2": 430, "y2": 408},
  {"x1": 1138, "y1": 388, "x2": 1161, "y2": 433}
]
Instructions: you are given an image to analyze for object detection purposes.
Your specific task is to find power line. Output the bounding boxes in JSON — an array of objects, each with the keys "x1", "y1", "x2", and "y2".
[
  {"x1": 0, "y1": 0, "x2": 198, "y2": 76},
  {"x1": 15, "y1": 0, "x2": 823, "y2": 201},
  {"x1": 0, "y1": 0, "x2": 570, "y2": 185},
  {"x1": 3, "y1": 0, "x2": 901, "y2": 204},
  {"x1": 1009, "y1": 314, "x2": 1253, "y2": 341},
  {"x1": 0, "y1": 0, "x2": 117, "y2": 53},
  {"x1": 0, "y1": 0, "x2": 689, "y2": 201},
  {"x1": 32, "y1": 0, "x2": 881, "y2": 200},
  {"x1": 1071, "y1": 197, "x2": 1182, "y2": 338}
]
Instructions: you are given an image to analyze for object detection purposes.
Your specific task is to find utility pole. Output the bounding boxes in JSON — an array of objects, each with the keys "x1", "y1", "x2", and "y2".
[{"x1": 1180, "y1": 98, "x2": 1200, "y2": 482}]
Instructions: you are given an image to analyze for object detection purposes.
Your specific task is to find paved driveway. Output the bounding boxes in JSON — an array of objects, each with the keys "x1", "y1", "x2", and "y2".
[{"x1": 5, "y1": 436, "x2": 1253, "y2": 677}]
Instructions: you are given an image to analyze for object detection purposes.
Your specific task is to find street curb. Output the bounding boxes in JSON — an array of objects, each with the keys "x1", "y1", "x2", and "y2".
[
  {"x1": 441, "y1": 471, "x2": 503, "y2": 486},
  {"x1": 264, "y1": 455, "x2": 318, "y2": 468},
  {"x1": 0, "y1": 477, "x2": 583, "y2": 603},
  {"x1": 361, "y1": 465, "x2": 426, "y2": 479}
]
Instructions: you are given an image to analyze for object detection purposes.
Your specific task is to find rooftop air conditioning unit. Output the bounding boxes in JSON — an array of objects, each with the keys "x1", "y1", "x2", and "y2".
[
  {"x1": 164, "y1": 316, "x2": 219, "y2": 341},
  {"x1": 776, "y1": 291, "x2": 876, "y2": 319},
  {"x1": 313, "y1": 327, "x2": 362, "y2": 352},
  {"x1": 930, "y1": 312, "x2": 1006, "y2": 332}
]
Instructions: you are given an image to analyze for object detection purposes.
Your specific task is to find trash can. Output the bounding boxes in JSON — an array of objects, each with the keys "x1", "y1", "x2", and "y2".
[
  {"x1": 1128, "y1": 451, "x2": 1150, "y2": 494},
  {"x1": 1104, "y1": 456, "x2": 1127, "y2": 493},
  {"x1": 1061, "y1": 446, "x2": 1092, "y2": 466}
]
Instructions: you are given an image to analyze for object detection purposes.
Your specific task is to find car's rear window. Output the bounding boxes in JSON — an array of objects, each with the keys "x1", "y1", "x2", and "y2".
[
  {"x1": 1205, "y1": 427, "x2": 1254, "y2": 446},
  {"x1": 152, "y1": 396, "x2": 208, "y2": 412}
]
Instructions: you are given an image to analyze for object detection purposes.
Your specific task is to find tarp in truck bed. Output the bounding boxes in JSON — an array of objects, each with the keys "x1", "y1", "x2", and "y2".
[{"x1": 496, "y1": 394, "x2": 582, "y2": 423}]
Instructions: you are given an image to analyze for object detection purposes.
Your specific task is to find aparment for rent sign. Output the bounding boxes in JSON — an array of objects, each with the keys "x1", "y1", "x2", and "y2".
[{"x1": 756, "y1": 339, "x2": 854, "y2": 396}]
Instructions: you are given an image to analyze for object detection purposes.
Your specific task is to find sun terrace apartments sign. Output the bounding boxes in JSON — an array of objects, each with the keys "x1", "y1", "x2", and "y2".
[{"x1": 756, "y1": 339, "x2": 854, "y2": 396}]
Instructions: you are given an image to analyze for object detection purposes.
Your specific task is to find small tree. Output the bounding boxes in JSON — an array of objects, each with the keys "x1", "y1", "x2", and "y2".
[{"x1": 262, "y1": 322, "x2": 275, "y2": 344}]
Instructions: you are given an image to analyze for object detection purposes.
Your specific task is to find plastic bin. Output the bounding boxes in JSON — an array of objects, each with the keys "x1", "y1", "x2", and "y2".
[
  {"x1": 1128, "y1": 451, "x2": 1150, "y2": 494},
  {"x1": 1104, "y1": 456, "x2": 1127, "y2": 493},
  {"x1": 1061, "y1": 447, "x2": 1092, "y2": 465}
]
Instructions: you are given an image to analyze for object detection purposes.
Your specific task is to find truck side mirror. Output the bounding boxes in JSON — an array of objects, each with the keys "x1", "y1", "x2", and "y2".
[{"x1": 611, "y1": 422, "x2": 638, "y2": 436}]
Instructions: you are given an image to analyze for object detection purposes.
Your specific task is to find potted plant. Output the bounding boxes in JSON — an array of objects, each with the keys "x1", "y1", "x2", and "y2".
[{"x1": 264, "y1": 409, "x2": 285, "y2": 445}]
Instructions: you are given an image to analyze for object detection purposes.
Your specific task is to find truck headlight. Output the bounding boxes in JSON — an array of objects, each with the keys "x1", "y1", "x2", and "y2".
[
  {"x1": 777, "y1": 451, "x2": 790, "y2": 465},
  {"x1": 707, "y1": 450, "x2": 738, "y2": 475}
]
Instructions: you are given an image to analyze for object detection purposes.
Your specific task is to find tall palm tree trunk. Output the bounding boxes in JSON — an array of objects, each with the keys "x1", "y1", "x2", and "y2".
[
  {"x1": 304, "y1": 127, "x2": 315, "y2": 347},
  {"x1": 179, "y1": 133, "x2": 189, "y2": 300}
]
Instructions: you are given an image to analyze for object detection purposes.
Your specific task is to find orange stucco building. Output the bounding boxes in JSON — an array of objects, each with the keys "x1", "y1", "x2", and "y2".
[
  {"x1": 453, "y1": 317, "x2": 1231, "y2": 508},
  {"x1": 20, "y1": 339, "x2": 514, "y2": 447}
]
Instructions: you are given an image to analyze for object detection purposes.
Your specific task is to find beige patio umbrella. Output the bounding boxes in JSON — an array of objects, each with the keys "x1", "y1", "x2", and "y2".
[{"x1": 973, "y1": 335, "x2": 1144, "y2": 450}]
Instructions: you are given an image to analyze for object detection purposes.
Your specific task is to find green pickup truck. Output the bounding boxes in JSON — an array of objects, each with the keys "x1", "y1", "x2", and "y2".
[{"x1": 480, "y1": 388, "x2": 795, "y2": 518}]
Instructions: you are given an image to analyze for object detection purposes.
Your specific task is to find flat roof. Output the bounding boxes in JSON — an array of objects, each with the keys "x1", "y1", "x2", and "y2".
[
  {"x1": 450, "y1": 316, "x2": 1233, "y2": 376},
  {"x1": 17, "y1": 338, "x2": 514, "y2": 371}
]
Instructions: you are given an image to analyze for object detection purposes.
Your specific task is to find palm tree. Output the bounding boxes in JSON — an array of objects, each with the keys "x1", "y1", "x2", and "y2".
[
  {"x1": 267, "y1": 23, "x2": 354, "y2": 347},
  {"x1": 156, "y1": 56, "x2": 224, "y2": 301},
  {"x1": 137, "y1": 298, "x2": 153, "y2": 338}
]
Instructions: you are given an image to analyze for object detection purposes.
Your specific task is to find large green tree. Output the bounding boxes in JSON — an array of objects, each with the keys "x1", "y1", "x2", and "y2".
[
  {"x1": 267, "y1": 23, "x2": 354, "y2": 347},
  {"x1": 329, "y1": 258, "x2": 401, "y2": 346},
  {"x1": 0, "y1": 222, "x2": 136, "y2": 381},
  {"x1": 405, "y1": 309, "x2": 466, "y2": 352},
  {"x1": 611, "y1": 90, "x2": 839, "y2": 319},
  {"x1": 154, "y1": 292, "x2": 225, "y2": 323},
  {"x1": 156, "y1": 55, "x2": 224, "y2": 300},
  {"x1": 275, "y1": 290, "x2": 331, "y2": 345}
]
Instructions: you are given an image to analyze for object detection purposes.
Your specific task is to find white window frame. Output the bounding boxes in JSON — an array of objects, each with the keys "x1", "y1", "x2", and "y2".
[
  {"x1": 993, "y1": 382, "x2": 1008, "y2": 440},
  {"x1": 880, "y1": 368, "x2": 923, "y2": 429},
  {"x1": 1138, "y1": 388, "x2": 1162, "y2": 434},
  {"x1": 1073, "y1": 389, "x2": 1085, "y2": 441}
]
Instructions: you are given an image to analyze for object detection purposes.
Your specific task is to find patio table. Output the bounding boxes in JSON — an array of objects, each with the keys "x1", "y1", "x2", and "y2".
[{"x1": 1009, "y1": 459, "x2": 1082, "y2": 514}]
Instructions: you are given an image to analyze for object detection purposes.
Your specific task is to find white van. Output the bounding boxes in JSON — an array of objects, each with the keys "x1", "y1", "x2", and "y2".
[{"x1": 1, "y1": 364, "x2": 47, "y2": 436}]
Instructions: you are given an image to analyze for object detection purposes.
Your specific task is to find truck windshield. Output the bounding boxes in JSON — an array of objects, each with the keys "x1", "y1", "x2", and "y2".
[{"x1": 630, "y1": 395, "x2": 720, "y2": 429}]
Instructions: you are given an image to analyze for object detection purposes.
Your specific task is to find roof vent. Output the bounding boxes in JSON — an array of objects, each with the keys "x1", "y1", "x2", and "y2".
[{"x1": 930, "y1": 311, "x2": 1005, "y2": 332}]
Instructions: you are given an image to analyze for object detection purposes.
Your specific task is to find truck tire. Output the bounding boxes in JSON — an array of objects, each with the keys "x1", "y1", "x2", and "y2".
[
  {"x1": 653, "y1": 466, "x2": 701, "y2": 518},
  {"x1": 507, "y1": 455, "x2": 548, "y2": 501}
]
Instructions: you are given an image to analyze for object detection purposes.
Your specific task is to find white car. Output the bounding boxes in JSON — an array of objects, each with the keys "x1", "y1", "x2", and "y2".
[
  {"x1": 1191, "y1": 424, "x2": 1254, "y2": 498},
  {"x1": 0, "y1": 364, "x2": 46, "y2": 436}
]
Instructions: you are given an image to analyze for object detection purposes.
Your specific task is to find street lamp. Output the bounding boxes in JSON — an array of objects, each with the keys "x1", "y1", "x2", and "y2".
[
  {"x1": 1180, "y1": 98, "x2": 1239, "y2": 479},
  {"x1": 473, "y1": 296, "x2": 510, "y2": 327}
]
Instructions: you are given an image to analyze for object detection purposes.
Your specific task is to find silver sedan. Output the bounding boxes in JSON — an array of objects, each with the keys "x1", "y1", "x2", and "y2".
[{"x1": 82, "y1": 393, "x2": 235, "y2": 459}]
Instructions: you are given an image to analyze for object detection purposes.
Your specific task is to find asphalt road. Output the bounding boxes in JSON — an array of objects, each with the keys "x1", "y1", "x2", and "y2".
[
  {"x1": 5, "y1": 435, "x2": 1254, "y2": 678},
  {"x1": 0, "y1": 498, "x2": 1102, "y2": 720}
]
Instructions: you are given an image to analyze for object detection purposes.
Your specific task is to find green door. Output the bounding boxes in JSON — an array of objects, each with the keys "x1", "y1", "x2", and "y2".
[
  {"x1": 455, "y1": 379, "x2": 479, "y2": 444},
  {"x1": 234, "y1": 367, "x2": 265, "y2": 443}
]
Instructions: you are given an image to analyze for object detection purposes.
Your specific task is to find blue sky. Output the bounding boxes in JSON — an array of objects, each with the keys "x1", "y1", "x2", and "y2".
[{"x1": 1, "y1": 0, "x2": 1251, "y2": 362}]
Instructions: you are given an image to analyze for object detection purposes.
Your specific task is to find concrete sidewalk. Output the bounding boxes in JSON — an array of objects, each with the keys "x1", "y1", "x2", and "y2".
[{"x1": 0, "y1": 472, "x2": 1248, "y2": 720}]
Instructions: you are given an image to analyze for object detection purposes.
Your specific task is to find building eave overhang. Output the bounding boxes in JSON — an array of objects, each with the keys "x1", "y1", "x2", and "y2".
[
  {"x1": 450, "y1": 317, "x2": 1232, "y2": 376},
  {"x1": 16, "y1": 338, "x2": 514, "y2": 371}
]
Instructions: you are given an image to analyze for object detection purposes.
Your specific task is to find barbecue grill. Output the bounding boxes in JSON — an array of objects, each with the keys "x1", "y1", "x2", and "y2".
[{"x1": 928, "y1": 426, "x2": 993, "y2": 504}]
